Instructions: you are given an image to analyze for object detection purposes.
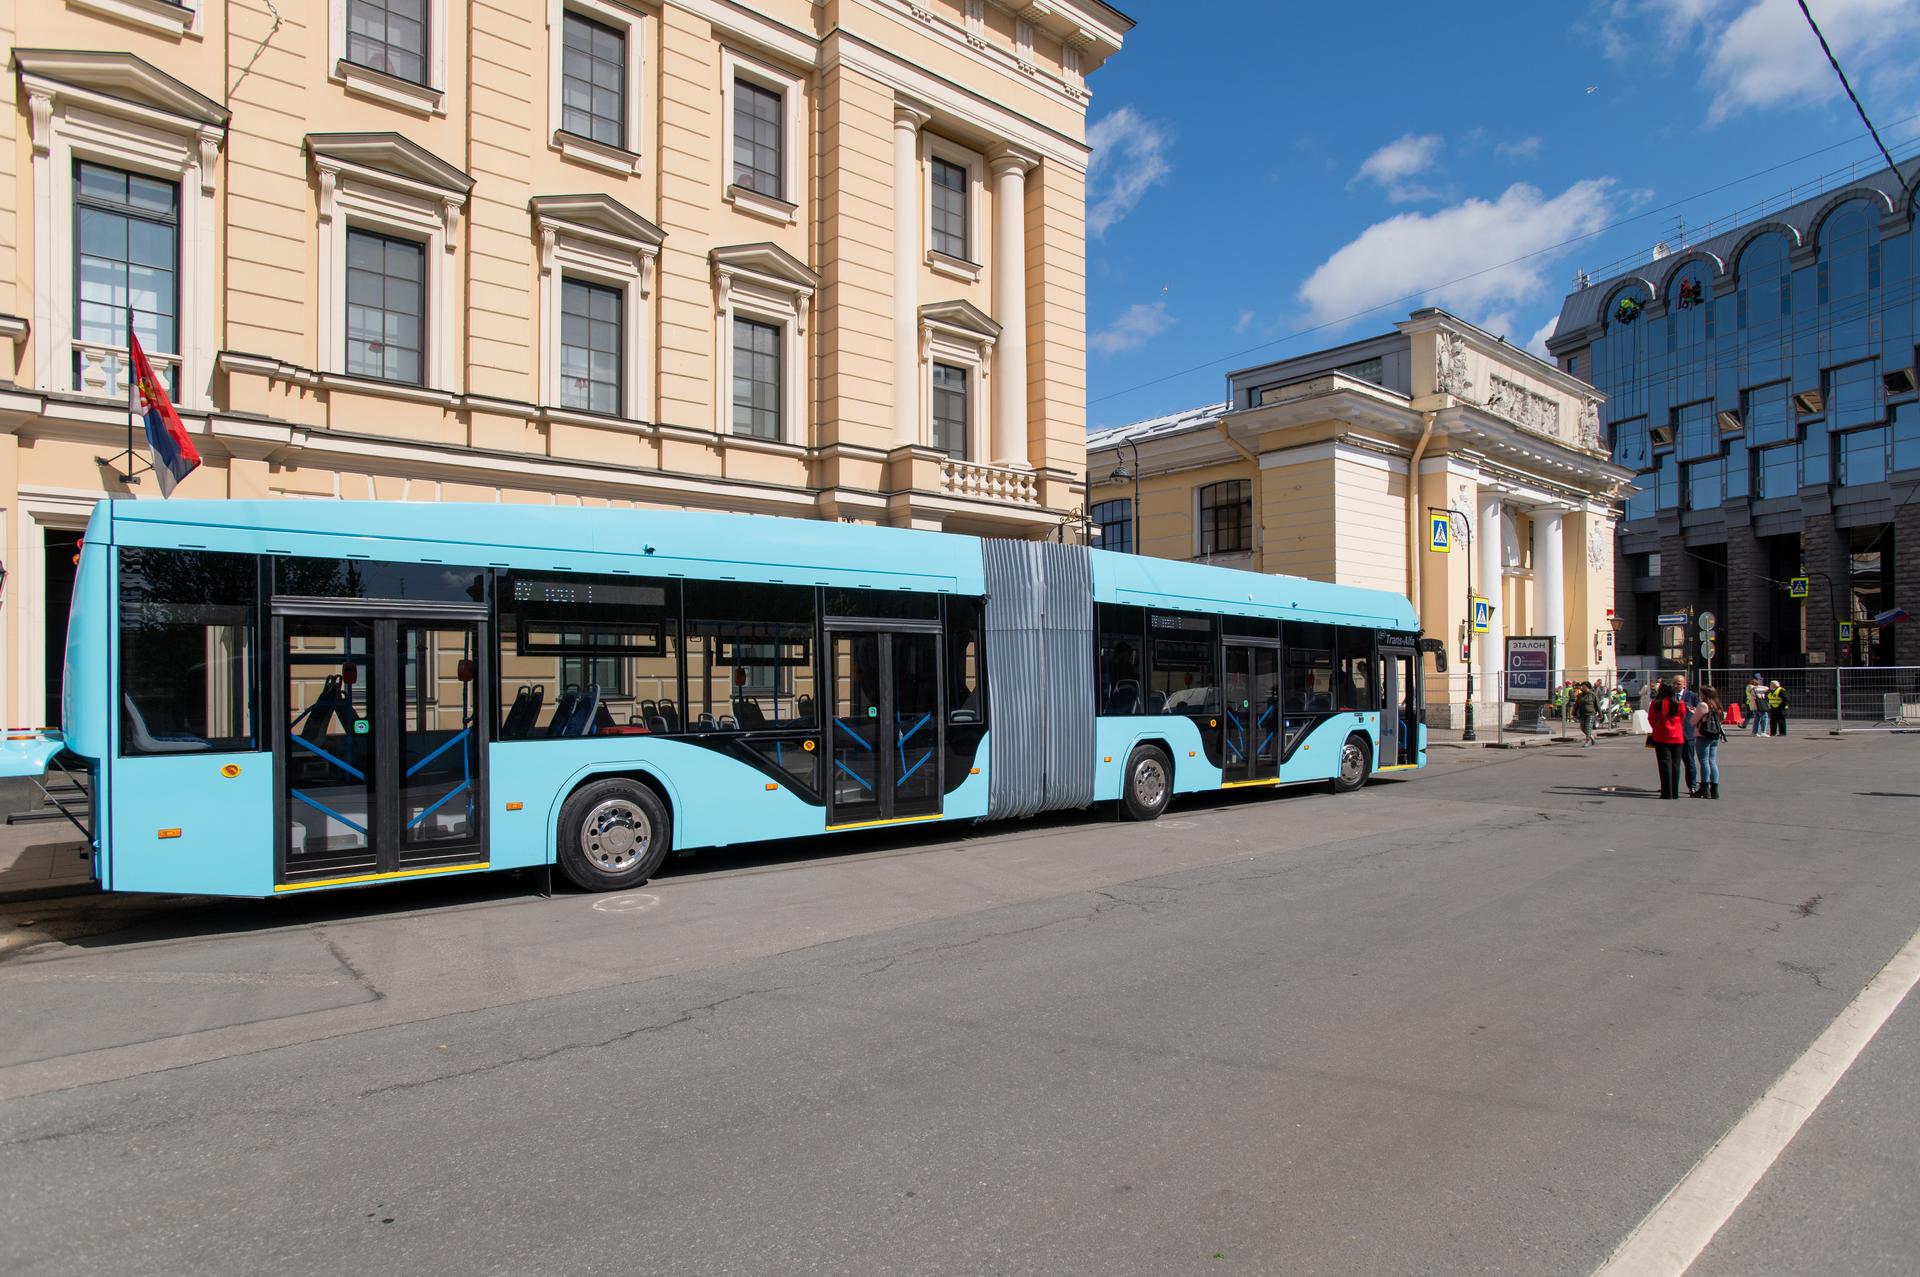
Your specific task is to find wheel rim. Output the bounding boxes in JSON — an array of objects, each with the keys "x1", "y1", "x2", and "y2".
[
  {"x1": 581, "y1": 798, "x2": 651, "y2": 873},
  {"x1": 1133, "y1": 757, "x2": 1167, "y2": 809},
  {"x1": 1340, "y1": 742, "x2": 1368, "y2": 786}
]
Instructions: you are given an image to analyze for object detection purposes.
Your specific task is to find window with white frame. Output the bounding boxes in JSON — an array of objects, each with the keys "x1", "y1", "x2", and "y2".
[
  {"x1": 547, "y1": 0, "x2": 643, "y2": 173},
  {"x1": 331, "y1": 0, "x2": 447, "y2": 114},
  {"x1": 732, "y1": 317, "x2": 782, "y2": 440},
  {"x1": 721, "y1": 49, "x2": 802, "y2": 224},
  {"x1": 345, "y1": 227, "x2": 426, "y2": 384},
  {"x1": 711, "y1": 243, "x2": 817, "y2": 445},
  {"x1": 19, "y1": 51, "x2": 227, "y2": 408},
  {"x1": 924, "y1": 136, "x2": 982, "y2": 281},
  {"x1": 931, "y1": 159, "x2": 967, "y2": 259},
  {"x1": 932, "y1": 363, "x2": 969, "y2": 458},
  {"x1": 532, "y1": 193, "x2": 662, "y2": 422},
  {"x1": 309, "y1": 133, "x2": 472, "y2": 392},
  {"x1": 561, "y1": 278, "x2": 623, "y2": 415}
]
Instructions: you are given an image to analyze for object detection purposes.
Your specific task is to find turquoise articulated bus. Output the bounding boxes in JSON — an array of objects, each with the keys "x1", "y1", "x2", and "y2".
[{"x1": 0, "y1": 501, "x2": 1440, "y2": 897}]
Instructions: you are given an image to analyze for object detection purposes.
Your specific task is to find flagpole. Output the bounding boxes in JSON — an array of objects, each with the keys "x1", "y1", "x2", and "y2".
[{"x1": 126, "y1": 314, "x2": 136, "y2": 479}]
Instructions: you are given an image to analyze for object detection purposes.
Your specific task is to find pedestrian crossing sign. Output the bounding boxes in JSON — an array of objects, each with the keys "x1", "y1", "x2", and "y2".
[
  {"x1": 1428, "y1": 512, "x2": 1451, "y2": 553},
  {"x1": 1470, "y1": 596, "x2": 1493, "y2": 634},
  {"x1": 1839, "y1": 621, "x2": 1854, "y2": 641},
  {"x1": 1789, "y1": 576, "x2": 1809, "y2": 599}
]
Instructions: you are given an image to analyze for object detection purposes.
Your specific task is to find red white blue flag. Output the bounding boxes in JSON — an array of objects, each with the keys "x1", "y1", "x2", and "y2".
[{"x1": 129, "y1": 328, "x2": 200, "y2": 497}]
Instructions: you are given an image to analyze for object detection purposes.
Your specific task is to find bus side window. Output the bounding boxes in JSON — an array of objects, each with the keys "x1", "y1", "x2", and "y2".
[
  {"x1": 944, "y1": 596, "x2": 985, "y2": 724},
  {"x1": 118, "y1": 547, "x2": 259, "y2": 756},
  {"x1": 1335, "y1": 627, "x2": 1375, "y2": 712},
  {"x1": 497, "y1": 574, "x2": 679, "y2": 739},
  {"x1": 684, "y1": 581, "x2": 816, "y2": 732},
  {"x1": 1095, "y1": 603, "x2": 1145, "y2": 716}
]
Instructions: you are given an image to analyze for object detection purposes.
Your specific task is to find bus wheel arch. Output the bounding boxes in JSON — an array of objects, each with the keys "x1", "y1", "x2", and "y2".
[
  {"x1": 554, "y1": 772, "x2": 675, "y2": 891},
  {"x1": 1330, "y1": 732, "x2": 1372, "y2": 794},
  {"x1": 1118, "y1": 741, "x2": 1174, "y2": 822}
]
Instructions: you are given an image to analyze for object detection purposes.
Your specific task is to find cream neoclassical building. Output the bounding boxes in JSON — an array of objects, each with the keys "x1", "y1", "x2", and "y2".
[
  {"x1": 1088, "y1": 311, "x2": 1633, "y2": 727},
  {"x1": 0, "y1": 0, "x2": 1128, "y2": 726}
]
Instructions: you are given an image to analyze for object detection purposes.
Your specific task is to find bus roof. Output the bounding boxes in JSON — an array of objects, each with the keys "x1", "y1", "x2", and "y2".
[{"x1": 1090, "y1": 546, "x2": 1418, "y2": 631}]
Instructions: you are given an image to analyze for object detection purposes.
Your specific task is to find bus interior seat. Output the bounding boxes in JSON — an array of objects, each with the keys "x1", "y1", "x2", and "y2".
[
  {"x1": 795, "y1": 694, "x2": 813, "y2": 724},
  {"x1": 502, "y1": 686, "x2": 537, "y2": 739},
  {"x1": 122, "y1": 693, "x2": 207, "y2": 753},
  {"x1": 1104, "y1": 680, "x2": 1141, "y2": 715},
  {"x1": 1146, "y1": 690, "x2": 1167, "y2": 713},
  {"x1": 564, "y1": 685, "x2": 601, "y2": 736},
  {"x1": 656, "y1": 699, "x2": 681, "y2": 732},
  {"x1": 546, "y1": 687, "x2": 580, "y2": 736},
  {"x1": 592, "y1": 702, "x2": 617, "y2": 735},
  {"x1": 646, "y1": 714, "x2": 669, "y2": 733},
  {"x1": 733, "y1": 697, "x2": 768, "y2": 730}
]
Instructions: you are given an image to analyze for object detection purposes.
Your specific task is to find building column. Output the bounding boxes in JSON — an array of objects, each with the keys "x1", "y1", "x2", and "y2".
[
  {"x1": 1477, "y1": 487, "x2": 1505, "y2": 705},
  {"x1": 989, "y1": 147, "x2": 1035, "y2": 466},
  {"x1": 1533, "y1": 506, "x2": 1565, "y2": 683},
  {"x1": 891, "y1": 102, "x2": 930, "y2": 448}
]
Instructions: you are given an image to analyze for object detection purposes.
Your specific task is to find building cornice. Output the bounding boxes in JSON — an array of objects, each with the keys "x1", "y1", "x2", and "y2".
[{"x1": 1397, "y1": 309, "x2": 1602, "y2": 403}]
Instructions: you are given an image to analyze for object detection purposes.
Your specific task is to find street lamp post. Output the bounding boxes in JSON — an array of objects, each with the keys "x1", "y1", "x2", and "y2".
[
  {"x1": 1431, "y1": 505, "x2": 1477, "y2": 742},
  {"x1": 1106, "y1": 438, "x2": 1143, "y2": 555}
]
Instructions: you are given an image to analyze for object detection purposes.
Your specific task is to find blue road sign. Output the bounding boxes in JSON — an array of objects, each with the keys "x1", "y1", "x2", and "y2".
[{"x1": 1428, "y1": 512, "x2": 1451, "y2": 553}]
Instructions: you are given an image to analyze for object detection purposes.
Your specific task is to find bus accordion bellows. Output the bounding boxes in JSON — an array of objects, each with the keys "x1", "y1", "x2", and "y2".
[{"x1": 0, "y1": 501, "x2": 1438, "y2": 898}]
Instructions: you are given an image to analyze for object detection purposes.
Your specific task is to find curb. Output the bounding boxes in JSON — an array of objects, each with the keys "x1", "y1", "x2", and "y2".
[{"x1": 0, "y1": 880, "x2": 99, "y2": 905}]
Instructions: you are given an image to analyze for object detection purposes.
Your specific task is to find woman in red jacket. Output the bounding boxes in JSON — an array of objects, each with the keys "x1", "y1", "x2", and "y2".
[{"x1": 1647, "y1": 679, "x2": 1688, "y2": 800}]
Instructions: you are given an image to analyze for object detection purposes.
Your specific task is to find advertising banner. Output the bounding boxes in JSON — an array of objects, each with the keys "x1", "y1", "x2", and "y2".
[{"x1": 1505, "y1": 636, "x2": 1554, "y2": 702}]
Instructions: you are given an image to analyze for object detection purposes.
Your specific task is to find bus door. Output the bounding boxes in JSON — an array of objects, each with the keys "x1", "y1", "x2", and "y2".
[
  {"x1": 1377, "y1": 637, "x2": 1419, "y2": 768},
  {"x1": 826, "y1": 625, "x2": 942, "y2": 826},
  {"x1": 275, "y1": 604, "x2": 489, "y2": 885},
  {"x1": 1221, "y1": 641, "x2": 1280, "y2": 783}
]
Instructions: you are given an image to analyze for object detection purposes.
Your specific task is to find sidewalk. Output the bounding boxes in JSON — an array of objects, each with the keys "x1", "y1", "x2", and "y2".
[{"x1": 0, "y1": 819, "x2": 96, "y2": 901}]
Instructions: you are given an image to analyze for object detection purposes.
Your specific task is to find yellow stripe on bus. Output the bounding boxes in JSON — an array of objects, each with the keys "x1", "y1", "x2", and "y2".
[
  {"x1": 824, "y1": 813, "x2": 946, "y2": 833},
  {"x1": 1219, "y1": 778, "x2": 1282, "y2": 789},
  {"x1": 274, "y1": 861, "x2": 491, "y2": 892},
  {"x1": 1377, "y1": 764, "x2": 1421, "y2": 772}
]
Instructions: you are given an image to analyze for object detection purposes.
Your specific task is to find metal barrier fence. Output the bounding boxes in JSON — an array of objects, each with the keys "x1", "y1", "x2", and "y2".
[{"x1": 1425, "y1": 666, "x2": 1920, "y2": 740}]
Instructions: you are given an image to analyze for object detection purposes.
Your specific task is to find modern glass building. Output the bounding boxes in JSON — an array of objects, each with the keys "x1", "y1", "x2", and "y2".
[{"x1": 1548, "y1": 159, "x2": 1920, "y2": 669}]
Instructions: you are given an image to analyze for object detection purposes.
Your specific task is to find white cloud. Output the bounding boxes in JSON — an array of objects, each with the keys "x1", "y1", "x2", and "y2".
[
  {"x1": 1087, "y1": 107, "x2": 1172, "y2": 236},
  {"x1": 1296, "y1": 180, "x2": 1617, "y2": 328},
  {"x1": 1602, "y1": 0, "x2": 1920, "y2": 124},
  {"x1": 1233, "y1": 309, "x2": 1254, "y2": 335},
  {"x1": 1495, "y1": 135, "x2": 1544, "y2": 162},
  {"x1": 1527, "y1": 315, "x2": 1560, "y2": 356},
  {"x1": 1090, "y1": 301, "x2": 1174, "y2": 357},
  {"x1": 1350, "y1": 132, "x2": 1447, "y2": 203}
]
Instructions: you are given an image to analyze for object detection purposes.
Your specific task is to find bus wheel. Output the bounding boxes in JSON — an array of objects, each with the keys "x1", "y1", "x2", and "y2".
[
  {"x1": 557, "y1": 778, "x2": 671, "y2": 891},
  {"x1": 1118, "y1": 745, "x2": 1172, "y2": 822},
  {"x1": 1330, "y1": 734, "x2": 1371, "y2": 794}
]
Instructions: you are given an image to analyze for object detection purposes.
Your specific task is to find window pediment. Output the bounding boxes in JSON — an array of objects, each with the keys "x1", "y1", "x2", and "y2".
[
  {"x1": 305, "y1": 131, "x2": 475, "y2": 201},
  {"x1": 530, "y1": 193, "x2": 665, "y2": 253},
  {"x1": 710, "y1": 242, "x2": 819, "y2": 296},
  {"x1": 919, "y1": 298, "x2": 1001, "y2": 342},
  {"x1": 13, "y1": 49, "x2": 230, "y2": 128}
]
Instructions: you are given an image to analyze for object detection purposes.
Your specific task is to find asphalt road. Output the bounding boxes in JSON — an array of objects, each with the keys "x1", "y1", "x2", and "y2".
[{"x1": 2, "y1": 729, "x2": 1917, "y2": 1276}]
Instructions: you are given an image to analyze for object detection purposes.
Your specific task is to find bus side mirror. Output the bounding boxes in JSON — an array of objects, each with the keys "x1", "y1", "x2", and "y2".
[{"x1": 1417, "y1": 637, "x2": 1447, "y2": 673}]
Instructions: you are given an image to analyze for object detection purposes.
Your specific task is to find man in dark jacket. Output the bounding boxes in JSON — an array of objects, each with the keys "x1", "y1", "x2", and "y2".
[{"x1": 1672, "y1": 673, "x2": 1703, "y2": 795}]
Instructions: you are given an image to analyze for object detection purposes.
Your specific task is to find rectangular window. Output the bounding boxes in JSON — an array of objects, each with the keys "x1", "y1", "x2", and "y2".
[
  {"x1": 944, "y1": 596, "x2": 986, "y2": 725},
  {"x1": 346, "y1": 0, "x2": 429, "y2": 85},
  {"x1": 1756, "y1": 444, "x2": 1798, "y2": 499},
  {"x1": 1894, "y1": 401, "x2": 1920, "y2": 471},
  {"x1": 1147, "y1": 611, "x2": 1218, "y2": 714},
  {"x1": 931, "y1": 157, "x2": 969, "y2": 259},
  {"x1": 731, "y1": 317, "x2": 781, "y2": 440},
  {"x1": 119, "y1": 548, "x2": 258, "y2": 755},
  {"x1": 1335, "y1": 627, "x2": 1376, "y2": 712},
  {"x1": 1802, "y1": 423, "x2": 1830, "y2": 486},
  {"x1": 1656, "y1": 453, "x2": 1679, "y2": 509},
  {"x1": 561, "y1": 11, "x2": 626, "y2": 149},
  {"x1": 498, "y1": 573, "x2": 680, "y2": 739},
  {"x1": 1826, "y1": 359, "x2": 1881, "y2": 431},
  {"x1": 345, "y1": 228, "x2": 425, "y2": 385},
  {"x1": 1675, "y1": 400, "x2": 1717, "y2": 462},
  {"x1": 1096, "y1": 603, "x2": 1145, "y2": 715},
  {"x1": 1745, "y1": 381, "x2": 1792, "y2": 447},
  {"x1": 1198, "y1": 480, "x2": 1252, "y2": 554},
  {"x1": 1686, "y1": 457, "x2": 1723, "y2": 510},
  {"x1": 1091, "y1": 498, "x2": 1132, "y2": 554},
  {"x1": 932, "y1": 362, "x2": 969, "y2": 458},
  {"x1": 1724, "y1": 438, "x2": 1749, "y2": 500},
  {"x1": 1839, "y1": 426, "x2": 1888, "y2": 487},
  {"x1": 732, "y1": 79, "x2": 784, "y2": 199},
  {"x1": 560, "y1": 277, "x2": 622, "y2": 416},
  {"x1": 75, "y1": 161, "x2": 179, "y2": 394},
  {"x1": 683, "y1": 581, "x2": 817, "y2": 733},
  {"x1": 1282, "y1": 620, "x2": 1335, "y2": 739},
  {"x1": 1611, "y1": 416, "x2": 1650, "y2": 471}
]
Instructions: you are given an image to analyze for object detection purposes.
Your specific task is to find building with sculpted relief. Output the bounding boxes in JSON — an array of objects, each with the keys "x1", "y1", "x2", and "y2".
[
  {"x1": 1087, "y1": 310, "x2": 1631, "y2": 727},
  {"x1": 0, "y1": 0, "x2": 1129, "y2": 727}
]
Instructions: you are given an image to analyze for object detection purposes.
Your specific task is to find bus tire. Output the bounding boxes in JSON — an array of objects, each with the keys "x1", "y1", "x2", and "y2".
[
  {"x1": 556, "y1": 778, "x2": 672, "y2": 891},
  {"x1": 1118, "y1": 745, "x2": 1173, "y2": 822},
  {"x1": 1330, "y1": 734, "x2": 1371, "y2": 794}
]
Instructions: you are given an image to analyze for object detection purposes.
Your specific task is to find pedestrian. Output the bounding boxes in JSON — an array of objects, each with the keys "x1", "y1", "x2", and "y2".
[
  {"x1": 1671, "y1": 672, "x2": 1703, "y2": 795},
  {"x1": 1648, "y1": 679, "x2": 1687, "y2": 799},
  {"x1": 1767, "y1": 680, "x2": 1788, "y2": 737},
  {"x1": 1691, "y1": 688, "x2": 1724, "y2": 799},
  {"x1": 1746, "y1": 673, "x2": 1768, "y2": 737},
  {"x1": 1573, "y1": 680, "x2": 1599, "y2": 746}
]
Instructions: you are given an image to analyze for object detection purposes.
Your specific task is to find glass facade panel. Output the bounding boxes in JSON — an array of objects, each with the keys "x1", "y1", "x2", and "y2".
[
  {"x1": 1686, "y1": 458, "x2": 1722, "y2": 510},
  {"x1": 1612, "y1": 416, "x2": 1650, "y2": 470},
  {"x1": 1724, "y1": 438, "x2": 1749, "y2": 499},
  {"x1": 1802, "y1": 423, "x2": 1830, "y2": 486},
  {"x1": 1675, "y1": 400, "x2": 1717, "y2": 462},
  {"x1": 1827, "y1": 359, "x2": 1880, "y2": 430},
  {"x1": 1894, "y1": 401, "x2": 1920, "y2": 471},
  {"x1": 1655, "y1": 454, "x2": 1678, "y2": 509},
  {"x1": 1745, "y1": 381, "x2": 1791, "y2": 447},
  {"x1": 1756, "y1": 444, "x2": 1798, "y2": 499},
  {"x1": 1839, "y1": 426, "x2": 1888, "y2": 486}
]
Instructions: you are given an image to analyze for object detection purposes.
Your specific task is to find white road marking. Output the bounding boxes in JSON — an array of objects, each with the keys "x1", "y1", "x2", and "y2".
[
  {"x1": 1591, "y1": 921, "x2": 1920, "y2": 1277},
  {"x1": 590, "y1": 892, "x2": 661, "y2": 915}
]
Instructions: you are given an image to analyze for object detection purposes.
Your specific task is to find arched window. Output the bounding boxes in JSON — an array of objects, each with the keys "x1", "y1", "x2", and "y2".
[
  {"x1": 1736, "y1": 232, "x2": 1790, "y2": 332},
  {"x1": 1666, "y1": 260, "x2": 1715, "y2": 356},
  {"x1": 1595, "y1": 283, "x2": 1651, "y2": 421},
  {"x1": 1817, "y1": 200, "x2": 1880, "y2": 306}
]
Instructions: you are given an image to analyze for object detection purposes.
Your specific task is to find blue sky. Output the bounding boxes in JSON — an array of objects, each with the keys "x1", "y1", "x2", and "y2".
[{"x1": 1083, "y1": 0, "x2": 1920, "y2": 431}]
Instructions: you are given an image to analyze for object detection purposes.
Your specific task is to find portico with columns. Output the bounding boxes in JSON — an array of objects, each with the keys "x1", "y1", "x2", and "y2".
[{"x1": 1087, "y1": 309, "x2": 1631, "y2": 730}]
